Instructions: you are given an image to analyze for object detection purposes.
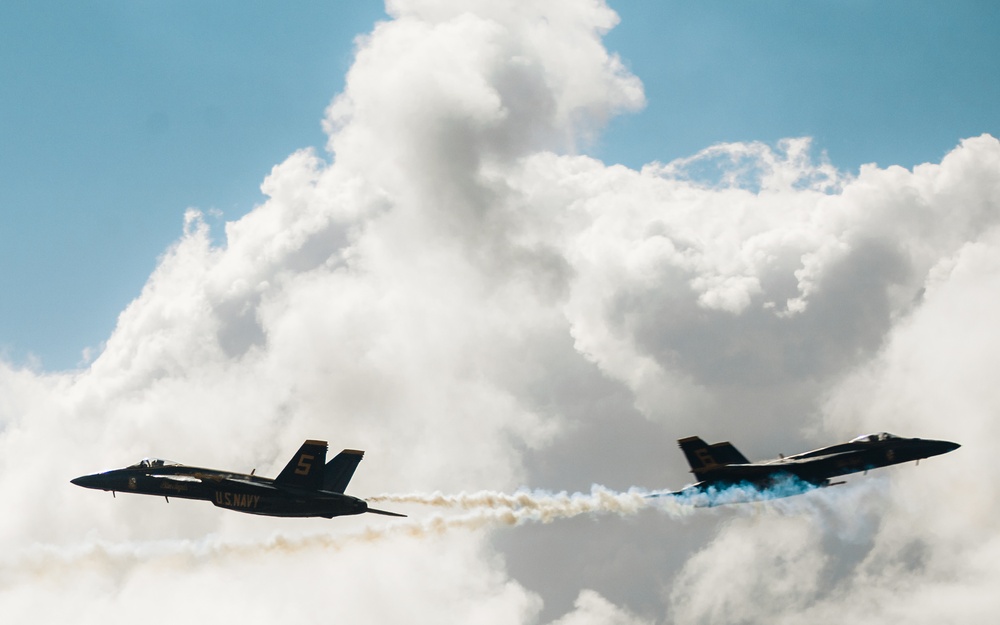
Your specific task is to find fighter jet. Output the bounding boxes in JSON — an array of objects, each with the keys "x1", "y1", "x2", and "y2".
[
  {"x1": 663, "y1": 432, "x2": 960, "y2": 504},
  {"x1": 71, "y1": 439, "x2": 405, "y2": 518}
]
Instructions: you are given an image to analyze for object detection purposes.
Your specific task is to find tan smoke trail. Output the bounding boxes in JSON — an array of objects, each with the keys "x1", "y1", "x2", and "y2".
[
  {"x1": 0, "y1": 506, "x2": 554, "y2": 585},
  {"x1": 3, "y1": 487, "x2": 691, "y2": 587}
]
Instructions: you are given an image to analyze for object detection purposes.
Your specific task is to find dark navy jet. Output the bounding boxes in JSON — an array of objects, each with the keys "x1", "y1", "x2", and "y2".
[
  {"x1": 663, "y1": 432, "x2": 960, "y2": 504},
  {"x1": 71, "y1": 440, "x2": 405, "y2": 518}
]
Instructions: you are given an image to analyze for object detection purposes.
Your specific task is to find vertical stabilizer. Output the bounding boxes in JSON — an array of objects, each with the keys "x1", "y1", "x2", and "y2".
[
  {"x1": 678, "y1": 436, "x2": 747, "y2": 481},
  {"x1": 708, "y1": 441, "x2": 750, "y2": 465},
  {"x1": 324, "y1": 449, "x2": 364, "y2": 493},
  {"x1": 275, "y1": 440, "x2": 328, "y2": 490}
]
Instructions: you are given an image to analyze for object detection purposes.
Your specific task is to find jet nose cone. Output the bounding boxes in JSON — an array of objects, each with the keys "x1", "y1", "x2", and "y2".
[
  {"x1": 71, "y1": 474, "x2": 101, "y2": 489},
  {"x1": 924, "y1": 439, "x2": 961, "y2": 457}
]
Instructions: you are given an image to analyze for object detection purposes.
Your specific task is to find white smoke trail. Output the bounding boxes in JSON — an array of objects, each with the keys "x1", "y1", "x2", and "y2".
[
  {"x1": 4, "y1": 483, "x2": 848, "y2": 587},
  {"x1": 19, "y1": 481, "x2": 823, "y2": 590},
  {"x1": 367, "y1": 485, "x2": 691, "y2": 521},
  {"x1": 368, "y1": 481, "x2": 854, "y2": 515},
  {"x1": 4, "y1": 487, "x2": 695, "y2": 584}
]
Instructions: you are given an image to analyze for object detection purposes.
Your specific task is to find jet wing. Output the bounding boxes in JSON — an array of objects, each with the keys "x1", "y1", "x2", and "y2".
[
  {"x1": 210, "y1": 476, "x2": 280, "y2": 491},
  {"x1": 697, "y1": 462, "x2": 789, "y2": 477},
  {"x1": 778, "y1": 450, "x2": 857, "y2": 463},
  {"x1": 151, "y1": 474, "x2": 203, "y2": 483},
  {"x1": 188, "y1": 472, "x2": 267, "y2": 486}
]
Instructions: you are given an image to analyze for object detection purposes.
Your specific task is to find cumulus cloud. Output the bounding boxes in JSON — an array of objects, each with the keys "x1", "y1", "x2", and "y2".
[
  {"x1": 2, "y1": 0, "x2": 999, "y2": 622},
  {"x1": 551, "y1": 590, "x2": 652, "y2": 625}
]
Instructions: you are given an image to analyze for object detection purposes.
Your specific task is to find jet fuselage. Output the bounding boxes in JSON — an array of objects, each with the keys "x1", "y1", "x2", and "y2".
[
  {"x1": 71, "y1": 464, "x2": 370, "y2": 517},
  {"x1": 71, "y1": 440, "x2": 403, "y2": 518},
  {"x1": 670, "y1": 432, "x2": 960, "y2": 503}
]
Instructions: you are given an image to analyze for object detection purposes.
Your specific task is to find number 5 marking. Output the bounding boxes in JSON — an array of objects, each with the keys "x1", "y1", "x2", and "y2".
[{"x1": 295, "y1": 454, "x2": 315, "y2": 476}]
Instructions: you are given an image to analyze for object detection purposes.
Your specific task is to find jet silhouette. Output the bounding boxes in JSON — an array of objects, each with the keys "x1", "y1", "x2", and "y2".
[
  {"x1": 72, "y1": 439, "x2": 404, "y2": 518},
  {"x1": 663, "y1": 432, "x2": 959, "y2": 504}
]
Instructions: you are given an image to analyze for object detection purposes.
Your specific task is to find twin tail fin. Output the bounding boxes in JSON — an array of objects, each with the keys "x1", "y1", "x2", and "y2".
[
  {"x1": 324, "y1": 449, "x2": 364, "y2": 493},
  {"x1": 678, "y1": 436, "x2": 750, "y2": 481},
  {"x1": 274, "y1": 440, "x2": 328, "y2": 490}
]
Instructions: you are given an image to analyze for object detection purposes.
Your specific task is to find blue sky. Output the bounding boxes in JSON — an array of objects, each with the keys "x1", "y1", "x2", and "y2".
[
  {"x1": 1, "y1": 1, "x2": 998, "y2": 370},
  {"x1": 4, "y1": 3, "x2": 1000, "y2": 621}
]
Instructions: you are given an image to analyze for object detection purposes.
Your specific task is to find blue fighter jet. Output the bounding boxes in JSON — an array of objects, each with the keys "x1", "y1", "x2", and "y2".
[
  {"x1": 72, "y1": 440, "x2": 405, "y2": 518},
  {"x1": 662, "y1": 432, "x2": 959, "y2": 504}
]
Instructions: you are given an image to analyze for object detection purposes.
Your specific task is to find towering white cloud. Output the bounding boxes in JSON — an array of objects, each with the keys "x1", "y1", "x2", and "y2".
[{"x1": 1, "y1": 0, "x2": 998, "y2": 622}]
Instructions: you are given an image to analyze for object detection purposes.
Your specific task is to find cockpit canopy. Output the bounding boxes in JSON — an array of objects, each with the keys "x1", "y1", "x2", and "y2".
[
  {"x1": 850, "y1": 432, "x2": 899, "y2": 443},
  {"x1": 130, "y1": 458, "x2": 180, "y2": 469}
]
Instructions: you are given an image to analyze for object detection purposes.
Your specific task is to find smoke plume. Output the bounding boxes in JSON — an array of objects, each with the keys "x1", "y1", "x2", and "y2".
[{"x1": 368, "y1": 485, "x2": 674, "y2": 520}]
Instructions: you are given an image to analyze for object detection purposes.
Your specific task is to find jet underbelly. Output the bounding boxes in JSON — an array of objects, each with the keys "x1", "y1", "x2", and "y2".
[{"x1": 209, "y1": 489, "x2": 368, "y2": 518}]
